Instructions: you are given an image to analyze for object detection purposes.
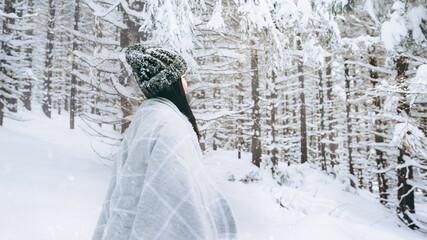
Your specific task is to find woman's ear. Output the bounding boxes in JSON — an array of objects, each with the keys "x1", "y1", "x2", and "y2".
[{"x1": 181, "y1": 75, "x2": 188, "y2": 93}]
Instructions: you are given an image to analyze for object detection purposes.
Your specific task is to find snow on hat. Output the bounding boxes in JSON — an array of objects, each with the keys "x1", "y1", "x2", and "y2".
[{"x1": 125, "y1": 44, "x2": 187, "y2": 98}]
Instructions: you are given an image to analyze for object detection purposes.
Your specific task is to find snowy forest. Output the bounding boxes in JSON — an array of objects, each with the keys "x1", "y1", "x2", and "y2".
[{"x1": 1, "y1": 0, "x2": 427, "y2": 238}]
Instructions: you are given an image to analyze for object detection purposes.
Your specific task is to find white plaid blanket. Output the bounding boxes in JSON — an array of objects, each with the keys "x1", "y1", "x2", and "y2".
[{"x1": 92, "y1": 97, "x2": 238, "y2": 240}]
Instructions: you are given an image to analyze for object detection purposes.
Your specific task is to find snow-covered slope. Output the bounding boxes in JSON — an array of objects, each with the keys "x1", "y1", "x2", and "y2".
[
  {"x1": 0, "y1": 108, "x2": 112, "y2": 240},
  {"x1": 0, "y1": 108, "x2": 426, "y2": 240},
  {"x1": 203, "y1": 150, "x2": 427, "y2": 240}
]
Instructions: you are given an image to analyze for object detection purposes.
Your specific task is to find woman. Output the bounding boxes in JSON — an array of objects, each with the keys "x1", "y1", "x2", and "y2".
[{"x1": 91, "y1": 44, "x2": 238, "y2": 240}]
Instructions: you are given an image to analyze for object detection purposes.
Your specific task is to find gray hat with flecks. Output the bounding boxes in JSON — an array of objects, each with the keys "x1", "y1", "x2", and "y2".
[{"x1": 125, "y1": 44, "x2": 187, "y2": 98}]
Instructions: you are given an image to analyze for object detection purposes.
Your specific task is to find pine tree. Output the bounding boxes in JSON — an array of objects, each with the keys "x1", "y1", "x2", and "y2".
[
  {"x1": 70, "y1": 0, "x2": 80, "y2": 129},
  {"x1": 1, "y1": 0, "x2": 19, "y2": 125},
  {"x1": 42, "y1": 0, "x2": 55, "y2": 118},
  {"x1": 250, "y1": 41, "x2": 261, "y2": 167}
]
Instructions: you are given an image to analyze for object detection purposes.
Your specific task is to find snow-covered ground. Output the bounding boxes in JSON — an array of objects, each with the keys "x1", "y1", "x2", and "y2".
[{"x1": 1, "y1": 108, "x2": 426, "y2": 240}]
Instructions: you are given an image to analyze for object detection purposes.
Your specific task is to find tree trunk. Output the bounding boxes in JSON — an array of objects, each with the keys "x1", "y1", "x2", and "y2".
[
  {"x1": 70, "y1": 0, "x2": 79, "y2": 129},
  {"x1": 237, "y1": 61, "x2": 244, "y2": 159},
  {"x1": 9, "y1": 2, "x2": 22, "y2": 114},
  {"x1": 213, "y1": 130, "x2": 217, "y2": 151},
  {"x1": 369, "y1": 54, "x2": 389, "y2": 204},
  {"x1": 57, "y1": 99, "x2": 61, "y2": 115},
  {"x1": 357, "y1": 168, "x2": 364, "y2": 188},
  {"x1": 6, "y1": 0, "x2": 17, "y2": 113},
  {"x1": 318, "y1": 69, "x2": 327, "y2": 171},
  {"x1": 282, "y1": 71, "x2": 289, "y2": 164},
  {"x1": 21, "y1": 0, "x2": 33, "y2": 111},
  {"x1": 296, "y1": 34, "x2": 307, "y2": 164},
  {"x1": 270, "y1": 71, "x2": 278, "y2": 173},
  {"x1": 200, "y1": 89, "x2": 206, "y2": 151},
  {"x1": 326, "y1": 56, "x2": 338, "y2": 168},
  {"x1": 395, "y1": 56, "x2": 417, "y2": 229},
  {"x1": 344, "y1": 59, "x2": 355, "y2": 188},
  {"x1": 291, "y1": 94, "x2": 297, "y2": 164},
  {"x1": 43, "y1": 0, "x2": 55, "y2": 118},
  {"x1": 251, "y1": 43, "x2": 261, "y2": 167},
  {"x1": 1, "y1": 0, "x2": 12, "y2": 125},
  {"x1": 1, "y1": 0, "x2": 16, "y2": 125},
  {"x1": 119, "y1": 5, "x2": 143, "y2": 133},
  {"x1": 213, "y1": 77, "x2": 220, "y2": 150}
]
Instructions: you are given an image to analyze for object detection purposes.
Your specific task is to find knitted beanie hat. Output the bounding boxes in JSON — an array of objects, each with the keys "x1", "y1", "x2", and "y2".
[{"x1": 125, "y1": 44, "x2": 188, "y2": 98}]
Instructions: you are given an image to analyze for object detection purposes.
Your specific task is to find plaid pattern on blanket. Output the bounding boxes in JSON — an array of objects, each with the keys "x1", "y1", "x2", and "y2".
[{"x1": 92, "y1": 97, "x2": 238, "y2": 240}]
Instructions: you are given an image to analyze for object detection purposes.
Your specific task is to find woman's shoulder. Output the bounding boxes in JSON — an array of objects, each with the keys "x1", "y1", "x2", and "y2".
[
  {"x1": 136, "y1": 98, "x2": 191, "y2": 134},
  {"x1": 136, "y1": 98, "x2": 177, "y2": 120}
]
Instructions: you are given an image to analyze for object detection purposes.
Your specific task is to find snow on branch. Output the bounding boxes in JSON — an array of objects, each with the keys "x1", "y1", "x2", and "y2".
[
  {"x1": 391, "y1": 121, "x2": 427, "y2": 159},
  {"x1": 62, "y1": 27, "x2": 119, "y2": 46},
  {"x1": 206, "y1": 0, "x2": 225, "y2": 29},
  {"x1": 407, "y1": 180, "x2": 427, "y2": 192},
  {"x1": 91, "y1": 0, "x2": 122, "y2": 17},
  {"x1": 82, "y1": 0, "x2": 127, "y2": 28},
  {"x1": 111, "y1": 74, "x2": 142, "y2": 101},
  {"x1": 0, "y1": 10, "x2": 37, "y2": 19},
  {"x1": 344, "y1": 60, "x2": 395, "y2": 75},
  {"x1": 197, "y1": 106, "x2": 252, "y2": 122},
  {"x1": 119, "y1": 0, "x2": 144, "y2": 18}
]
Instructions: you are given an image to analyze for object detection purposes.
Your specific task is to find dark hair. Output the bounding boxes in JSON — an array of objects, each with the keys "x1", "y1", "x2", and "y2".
[{"x1": 150, "y1": 78, "x2": 201, "y2": 141}]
